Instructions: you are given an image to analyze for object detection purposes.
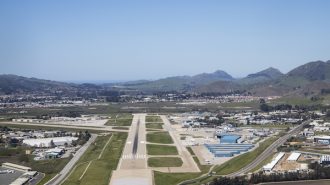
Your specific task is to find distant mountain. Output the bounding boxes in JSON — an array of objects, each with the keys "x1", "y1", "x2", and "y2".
[
  {"x1": 287, "y1": 60, "x2": 330, "y2": 81},
  {"x1": 120, "y1": 70, "x2": 234, "y2": 92},
  {"x1": 2, "y1": 60, "x2": 330, "y2": 97},
  {"x1": 237, "y1": 67, "x2": 283, "y2": 85},
  {"x1": 0, "y1": 74, "x2": 103, "y2": 95},
  {"x1": 197, "y1": 61, "x2": 330, "y2": 96}
]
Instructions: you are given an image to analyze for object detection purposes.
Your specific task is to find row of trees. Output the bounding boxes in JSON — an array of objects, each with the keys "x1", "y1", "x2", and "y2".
[{"x1": 210, "y1": 163, "x2": 330, "y2": 185}]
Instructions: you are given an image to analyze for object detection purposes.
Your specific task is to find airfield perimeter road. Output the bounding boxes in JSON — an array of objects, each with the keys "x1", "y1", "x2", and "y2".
[
  {"x1": 46, "y1": 134, "x2": 97, "y2": 185},
  {"x1": 227, "y1": 120, "x2": 311, "y2": 177},
  {"x1": 0, "y1": 122, "x2": 129, "y2": 133}
]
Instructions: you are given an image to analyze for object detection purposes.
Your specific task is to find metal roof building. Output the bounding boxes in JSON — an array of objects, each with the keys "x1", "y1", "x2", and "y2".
[
  {"x1": 23, "y1": 137, "x2": 78, "y2": 148},
  {"x1": 287, "y1": 152, "x2": 301, "y2": 161}
]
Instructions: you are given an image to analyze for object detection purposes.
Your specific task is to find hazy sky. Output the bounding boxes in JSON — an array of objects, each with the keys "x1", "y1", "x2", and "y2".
[{"x1": 1, "y1": 0, "x2": 330, "y2": 82}]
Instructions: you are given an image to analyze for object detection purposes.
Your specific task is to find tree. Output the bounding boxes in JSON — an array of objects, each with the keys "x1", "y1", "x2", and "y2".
[
  {"x1": 260, "y1": 103, "x2": 272, "y2": 112},
  {"x1": 50, "y1": 140, "x2": 55, "y2": 148}
]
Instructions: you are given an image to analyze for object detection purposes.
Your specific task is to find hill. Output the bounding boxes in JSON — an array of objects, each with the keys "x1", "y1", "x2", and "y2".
[
  {"x1": 237, "y1": 67, "x2": 283, "y2": 85},
  {"x1": 197, "y1": 61, "x2": 330, "y2": 96},
  {"x1": 121, "y1": 70, "x2": 234, "y2": 92},
  {"x1": 0, "y1": 75, "x2": 105, "y2": 96}
]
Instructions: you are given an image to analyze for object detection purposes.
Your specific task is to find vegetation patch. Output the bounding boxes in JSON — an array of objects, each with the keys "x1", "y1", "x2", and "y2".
[
  {"x1": 63, "y1": 133, "x2": 127, "y2": 185},
  {"x1": 105, "y1": 114, "x2": 133, "y2": 126},
  {"x1": 154, "y1": 156, "x2": 211, "y2": 185},
  {"x1": 146, "y1": 123, "x2": 163, "y2": 129},
  {"x1": 146, "y1": 132, "x2": 173, "y2": 144},
  {"x1": 146, "y1": 116, "x2": 163, "y2": 123},
  {"x1": 147, "y1": 144, "x2": 178, "y2": 155},
  {"x1": 112, "y1": 126, "x2": 129, "y2": 130},
  {"x1": 148, "y1": 157, "x2": 183, "y2": 167},
  {"x1": 187, "y1": 147, "x2": 195, "y2": 156}
]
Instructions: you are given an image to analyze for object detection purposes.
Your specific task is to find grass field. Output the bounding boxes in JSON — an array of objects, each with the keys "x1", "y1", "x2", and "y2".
[
  {"x1": 148, "y1": 157, "x2": 183, "y2": 167},
  {"x1": 146, "y1": 123, "x2": 163, "y2": 129},
  {"x1": 154, "y1": 157, "x2": 211, "y2": 185},
  {"x1": 186, "y1": 147, "x2": 195, "y2": 156},
  {"x1": 213, "y1": 136, "x2": 278, "y2": 175},
  {"x1": 146, "y1": 132, "x2": 173, "y2": 144},
  {"x1": 105, "y1": 114, "x2": 133, "y2": 126},
  {"x1": 147, "y1": 144, "x2": 178, "y2": 155},
  {"x1": 112, "y1": 126, "x2": 129, "y2": 130},
  {"x1": 146, "y1": 116, "x2": 163, "y2": 123},
  {"x1": 250, "y1": 152, "x2": 276, "y2": 172},
  {"x1": 240, "y1": 124, "x2": 291, "y2": 129},
  {"x1": 62, "y1": 132, "x2": 127, "y2": 185}
]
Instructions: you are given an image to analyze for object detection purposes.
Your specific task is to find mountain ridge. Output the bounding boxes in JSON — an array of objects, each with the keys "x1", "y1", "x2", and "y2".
[{"x1": 1, "y1": 60, "x2": 330, "y2": 97}]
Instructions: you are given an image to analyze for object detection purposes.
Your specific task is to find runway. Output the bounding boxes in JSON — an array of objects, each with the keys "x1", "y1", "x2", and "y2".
[{"x1": 110, "y1": 114, "x2": 153, "y2": 185}]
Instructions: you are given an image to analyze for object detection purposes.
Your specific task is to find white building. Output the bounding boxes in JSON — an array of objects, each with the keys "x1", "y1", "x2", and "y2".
[
  {"x1": 23, "y1": 137, "x2": 78, "y2": 148},
  {"x1": 263, "y1": 152, "x2": 285, "y2": 172},
  {"x1": 287, "y1": 152, "x2": 301, "y2": 162}
]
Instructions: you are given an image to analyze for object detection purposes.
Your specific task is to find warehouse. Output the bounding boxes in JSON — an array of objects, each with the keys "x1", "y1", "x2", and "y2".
[
  {"x1": 320, "y1": 155, "x2": 330, "y2": 165},
  {"x1": 218, "y1": 134, "x2": 241, "y2": 143},
  {"x1": 23, "y1": 137, "x2": 78, "y2": 148},
  {"x1": 314, "y1": 136, "x2": 330, "y2": 145},
  {"x1": 263, "y1": 152, "x2": 285, "y2": 172},
  {"x1": 287, "y1": 152, "x2": 301, "y2": 162},
  {"x1": 2, "y1": 163, "x2": 31, "y2": 172},
  {"x1": 205, "y1": 143, "x2": 254, "y2": 157}
]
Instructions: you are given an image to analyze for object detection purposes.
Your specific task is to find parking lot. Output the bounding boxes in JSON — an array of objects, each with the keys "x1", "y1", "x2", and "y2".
[{"x1": 0, "y1": 167, "x2": 24, "y2": 185}]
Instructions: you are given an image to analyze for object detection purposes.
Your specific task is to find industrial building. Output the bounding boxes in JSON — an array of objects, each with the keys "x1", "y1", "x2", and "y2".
[
  {"x1": 314, "y1": 136, "x2": 330, "y2": 145},
  {"x1": 287, "y1": 152, "x2": 301, "y2": 162},
  {"x1": 23, "y1": 137, "x2": 78, "y2": 148},
  {"x1": 205, "y1": 143, "x2": 254, "y2": 157},
  {"x1": 2, "y1": 163, "x2": 31, "y2": 172},
  {"x1": 320, "y1": 155, "x2": 330, "y2": 165},
  {"x1": 263, "y1": 152, "x2": 285, "y2": 172},
  {"x1": 217, "y1": 134, "x2": 241, "y2": 143}
]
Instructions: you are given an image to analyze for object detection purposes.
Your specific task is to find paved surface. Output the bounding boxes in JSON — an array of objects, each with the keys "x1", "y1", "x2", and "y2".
[
  {"x1": 227, "y1": 120, "x2": 311, "y2": 177},
  {"x1": 0, "y1": 167, "x2": 24, "y2": 185},
  {"x1": 1, "y1": 122, "x2": 128, "y2": 133},
  {"x1": 110, "y1": 114, "x2": 153, "y2": 185},
  {"x1": 46, "y1": 134, "x2": 97, "y2": 185},
  {"x1": 149, "y1": 115, "x2": 200, "y2": 173}
]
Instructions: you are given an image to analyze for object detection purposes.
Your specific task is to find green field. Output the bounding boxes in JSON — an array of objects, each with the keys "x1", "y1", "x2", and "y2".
[
  {"x1": 148, "y1": 157, "x2": 183, "y2": 167},
  {"x1": 105, "y1": 114, "x2": 133, "y2": 126},
  {"x1": 250, "y1": 152, "x2": 276, "y2": 172},
  {"x1": 146, "y1": 123, "x2": 163, "y2": 129},
  {"x1": 147, "y1": 144, "x2": 178, "y2": 155},
  {"x1": 154, "y1": 157, "x2": 211, "y2": 185},
  {"x1": 112, "y1": 126, "x2": 129, "y2": 130},
  {"x1": 146, "y1": 132, "x2": 173, "y2": 144},
  {"x1": 62, "y1": 132, "x2": 127, "y2": 185},
  {"x1": 146, "y1": 116, "x2": 163, "y2": 123}
]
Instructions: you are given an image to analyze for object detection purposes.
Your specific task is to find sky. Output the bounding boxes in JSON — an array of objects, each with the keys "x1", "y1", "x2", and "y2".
[{"x1": 0, "y1": 0, "x2": 330, "y2": 82}]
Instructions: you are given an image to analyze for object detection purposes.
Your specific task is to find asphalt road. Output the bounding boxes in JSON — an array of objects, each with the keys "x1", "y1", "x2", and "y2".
[
  {"x1": 227, "y1": 120, "x2": 311, "y2": 177},
  {"x1": 45, "y1": 134, "x2": 97, "y2": 185}
]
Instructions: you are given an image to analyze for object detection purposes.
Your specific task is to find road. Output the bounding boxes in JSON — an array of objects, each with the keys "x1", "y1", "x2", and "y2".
[
  {"x1": 159, "y1": 115, "x2": 200, "y2": 173},
  {"x1": 0, "y1": 122, "x2": 128, "y2": 133},
  {"x1": 227, "y1": 120, "x2": 311, "y2": 177},
  {"x1": 45, "y1": 134, "x2": 97, "y2": 185}
]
